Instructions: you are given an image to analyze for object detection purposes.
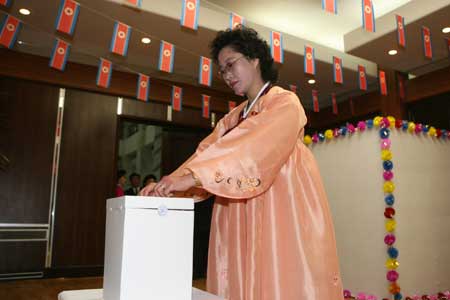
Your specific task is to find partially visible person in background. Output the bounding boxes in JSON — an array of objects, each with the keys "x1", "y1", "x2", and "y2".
[
  {"x1": 115, "y1": 169, "x2": 126, "y2": 197},
  {"x1": 142, "y1": 174, "x2": 157, "y2": 189},
  {"x1": 125, "y1": 172, "x2": 141, "y2": 196}
]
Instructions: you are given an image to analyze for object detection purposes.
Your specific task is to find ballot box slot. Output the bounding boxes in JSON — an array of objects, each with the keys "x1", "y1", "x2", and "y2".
[{"x1": 128, "y1": 208, "x2": 193, "y2": 212}]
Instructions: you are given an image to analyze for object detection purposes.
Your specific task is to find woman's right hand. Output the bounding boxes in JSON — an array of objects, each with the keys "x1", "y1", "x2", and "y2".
[{"x1": 139, "y1": 182, "x2": 157, "y2": 196}]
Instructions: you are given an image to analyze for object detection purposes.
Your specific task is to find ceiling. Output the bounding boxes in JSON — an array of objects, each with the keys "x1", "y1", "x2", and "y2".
[
  {"x1": 205, "y1": 0, "x2": 413, "y2": 51},
  {"x1": 346, "y1": 3, "x2": 450, "y2": 77},
  {"x1": 1, "y1": 0, "x2": 449, "y2": 111}
]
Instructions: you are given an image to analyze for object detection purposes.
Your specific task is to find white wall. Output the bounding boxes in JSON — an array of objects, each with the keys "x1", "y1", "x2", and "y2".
[
  {"x1": 391, "y1": 130, "x2": 450, "y2": 295},
  {"x1": 311, "y1": 128, "x2": 450, "y2": 297}
]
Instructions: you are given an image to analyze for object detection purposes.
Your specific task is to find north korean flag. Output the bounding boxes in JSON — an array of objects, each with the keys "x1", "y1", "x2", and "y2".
[
  {"x1": 0, "y1": 0, "x2": 12, "y2": 7},
  {"x1": 0, "y1": 15, "x2": 21, "y2": 49},
  {"x1": 228, "y1": 101, "x2": 236, "y2": 112},
  {"x1": 331, "y1": 93, "x2": 338, "y2": 115},
  {"x1": 396, "y1": 15, "x2": 406, "y2": 47},
  {"x1": 180, "y1": 0, "x2": 199, "y2": 30},
  {"x1": 230, "y1": 12, "x2": 245, "y2": 30},
  {"x1": 55, "y1": 0, "x2": 80, "y2": 36},
  {"x1": 158, "y1": 41, "x2": 175, "y2": 73},
  {"x1": 96, "y1": 58, "x2": 112, "y2": 88},
  {"x1": 289, "y1": 84, "x2": 297, "y2": 94},
  {"x1": 379, "y1": 70, "x2": 387, "y2": 95},
  {"x1": 110, "y1": 21, "x2": 131, "y2": 56},
  {"x1": 49, "y1": 38, "x2": 71, "y2": 71},
  {"x1": 199, "y1": 56, "x2": 212, "y2": 87},
  {"x1": 171, "y1": 86, "x2": 183, "y2": 111},
  {"x1": 304, "y1": 45, "x2": 315, "y2": 75},
  {"x1": 125, "y1": 0, "x2": 142, "y2": 7},
  {"x1": 202, "y1": 94, "x2": 210, "y2": 119},
  {"x1": 312, "y1": 90, "x2": 319, "y2": 112},
  {"x1": 270, "y1": 31, "x2": 283, "y2": 63},
  {"x1": 446, "y1": 38, "x2": 450, "y2": 55},
  {"x1": 333, "y1": 56, "x2": 343, "y2": 84},
  {"x1": 422, "y1": 26, "x2": 432, "y2": 59},
  {"x1": 358, "y1": 65, "x2": 367, "y2": 91},
  {"x1": 322, "y1": 0, "x2": 337, "y2": 14},
  {"x1": 136, "y1": 73, "x2": 150, "y2": 102},
  {"x1": 362, "y1": 0, "x2": 375, "y2": 32}
]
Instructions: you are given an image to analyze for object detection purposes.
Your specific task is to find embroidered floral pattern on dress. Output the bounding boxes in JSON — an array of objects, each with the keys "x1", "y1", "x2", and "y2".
[
  {"x1": 236, "y1": 176, "x2": 261, "y2": 191},
  {"x1": 215, "y1": 171, "x2": 225, "y2": 183}
]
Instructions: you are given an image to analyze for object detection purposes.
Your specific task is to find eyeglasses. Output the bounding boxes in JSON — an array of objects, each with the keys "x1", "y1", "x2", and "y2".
[{"x1": 218, "y1": 56, "x2": 245, "y2": 77}]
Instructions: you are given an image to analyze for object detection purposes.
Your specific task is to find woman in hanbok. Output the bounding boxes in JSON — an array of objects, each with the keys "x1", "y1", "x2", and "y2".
[{"x1": 140, "y1": 27, "x2": 343, "y2": 300}]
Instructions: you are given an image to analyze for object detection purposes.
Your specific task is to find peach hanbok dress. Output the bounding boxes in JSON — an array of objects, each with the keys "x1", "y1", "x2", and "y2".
[{"x1": 173, "y1": 86, "x2": 343, "y2": 300}]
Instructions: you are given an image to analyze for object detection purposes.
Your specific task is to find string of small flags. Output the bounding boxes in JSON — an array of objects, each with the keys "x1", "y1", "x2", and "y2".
[
  {"x1": 0, "y1": 1, "x2": 247, "y2": 117},
  {"x1": 1, "y1": 0, "x2": 447, "y2": 115}
]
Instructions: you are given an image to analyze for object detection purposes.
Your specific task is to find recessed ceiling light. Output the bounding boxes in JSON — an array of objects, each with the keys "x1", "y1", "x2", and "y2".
[
  {"x1": 19, "y1": 8, "x2": 31, "y2": 15},
  {"x1": 141, "y1": 37, "x2": 151, "y2": 44},
  {"x1": 308, "y1": 79, "x2": 315, "y2": 84},
  {"x1": 442, "y1": 27, "x2": 450, "y2": 34},
  {"x1": 388, "y1": 49, "x2": 398, "y2": 56}
]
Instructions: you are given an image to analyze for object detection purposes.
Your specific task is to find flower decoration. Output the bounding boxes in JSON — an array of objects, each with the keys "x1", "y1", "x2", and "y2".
[{"x1": 306, "y1": 117, "x2": 449, "y2": 300}]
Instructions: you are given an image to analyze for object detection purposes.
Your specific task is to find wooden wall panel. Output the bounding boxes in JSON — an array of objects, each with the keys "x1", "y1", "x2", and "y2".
[
  {"x1": 0, "y1": 49, "x2": 240, "y2": 114},
  {"x1": 0, "y1": 242, "x2": 47, "y2": 274},
  {"x1": 406, "y1": 66, "x2": 450, "y2": 103},
  {"x1": 51, "y1": 90, "x2": 117, "y2": 268},
  {"x1": 121, "y1": 98, "x2": 224, "y2": 129},
  {"x1": 406, "y1": 91, "x2": 450, "y2": 129},
  {"x1": 379, "y1": 68, "x2": 405, "y2": 119},
  {"x1": 1, "y1": 49, "x2": 449, "y2": 131},
  {"x1": 0, "y1": 77, "x2": 58, "y2": 223},
  {"x1": 307, "y1": 91, "x2": 382, "y2": 130}
]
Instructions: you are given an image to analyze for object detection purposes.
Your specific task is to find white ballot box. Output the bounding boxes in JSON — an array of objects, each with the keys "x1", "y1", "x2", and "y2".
[{"x1": 103, "y1": 196, "x2": 194, "y2": 300}]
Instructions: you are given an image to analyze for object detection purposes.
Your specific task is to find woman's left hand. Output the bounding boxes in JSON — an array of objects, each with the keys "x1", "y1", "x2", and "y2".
[
  {"x1": 151, "y1": 174, "x2": 196, "y2": 197},
  {"x1": 139, "y1": 182, "x2": 157, "y2": 196}
]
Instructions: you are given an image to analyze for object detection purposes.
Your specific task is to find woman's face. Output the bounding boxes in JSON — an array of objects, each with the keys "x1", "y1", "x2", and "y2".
[{"x1": 218, "y1": 46, "x2": 259, "y2": 96}]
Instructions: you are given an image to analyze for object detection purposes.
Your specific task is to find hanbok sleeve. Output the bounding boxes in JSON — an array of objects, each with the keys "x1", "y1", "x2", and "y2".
[
  {"x1": 184, "y1": 91, "x2": 306, "y2": 199},
  {"x1": 170, "y1": 109, "x2": 234, "y2": 177},
  {"x1": 169, "y1": 110, "x2": 238, "y2": 201}
]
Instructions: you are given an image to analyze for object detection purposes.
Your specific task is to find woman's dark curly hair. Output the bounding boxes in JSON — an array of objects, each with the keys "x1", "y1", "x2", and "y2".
[{"x1": 210, "y1": 27, "x2": 278, "y2": 83}]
